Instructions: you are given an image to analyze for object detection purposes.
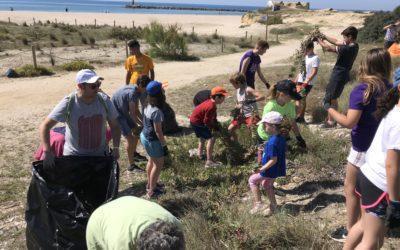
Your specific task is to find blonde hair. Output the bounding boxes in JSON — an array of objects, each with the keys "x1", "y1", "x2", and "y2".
[
  {"x1": 230, "y1": 72, "x2": 246, "y2": 86},
  {"x1": 268, "y1": 84, "x2": 279, "y2": 100},
  {"x1": 358, "y1": 48, "x2": 392, "y2": 104}
]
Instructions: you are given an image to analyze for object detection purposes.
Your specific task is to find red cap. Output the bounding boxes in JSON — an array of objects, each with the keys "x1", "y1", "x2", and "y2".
[{"x1": 211, "y1": 86, "x2": 228, "y2": 96}]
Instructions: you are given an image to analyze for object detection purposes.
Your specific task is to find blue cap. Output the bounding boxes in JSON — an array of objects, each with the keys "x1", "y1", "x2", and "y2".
[
  {"x1": 394, "y1": 67, "x2": 400, "y2": 89},
  {"x1": 146, "y1": 81, "x2": 162, "y2": 96}
]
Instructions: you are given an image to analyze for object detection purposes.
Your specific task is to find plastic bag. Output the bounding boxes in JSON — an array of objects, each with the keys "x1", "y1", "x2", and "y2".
[{"x1": 25, "y1": 156, "x2": 119, "y2": 249}]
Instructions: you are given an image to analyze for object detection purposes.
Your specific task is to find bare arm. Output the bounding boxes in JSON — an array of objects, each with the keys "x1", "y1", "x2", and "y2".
[
  {"x1": 40, "y1": 118, "x2": 58, "y2": 152},
  {"x1": 240, "y1": 57, "x2": 250, "y2": 77},
  {"x1": 126, "y1": 71, "x2": 132, "y2": 85},
  {"x1": 260, "y1": 157, "x2": 278, "y2": 172},
  {"x1": 154, "y1": 122, "x2": 166, "y2": 145},
  {"x1": 318, "y1": 38, "x2": 337, "y2": 53},
  {"x1": 108, "y1": 118, "x2": 121, "y2": 150},
  {"x1": 256, "y1": 65, "x2": 270, "y2": 88},
  {"x1": 304, "y1": 67, "x2": 318, "y2": 84},
  {"x1": 247, "y1": 88, "x2": 265, "y2": 102},
  {"x1": 327, "y1": 109, "x2": 362, "y2": 129},
  {"x1": 383, "y1": 24, "x2": 394, "y2": 30},
  {"x1": 291, "y1": 119, "x2": 301, "y2": 137},
  {"x1": 324, "y1": 36, "x2": 343, "y2": 46},
  {"x1": 149, "y1": 69, "x2": 155, "y2": 81},
  {"x1": 386, "y1": 149, "x2": 400, "y2": 201}
]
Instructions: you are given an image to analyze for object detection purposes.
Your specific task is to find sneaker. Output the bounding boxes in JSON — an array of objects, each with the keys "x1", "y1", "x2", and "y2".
[
  {"x1": 189, "y1": 149, "x2": 198, "y2": 158},
  {"x1": 127, "y1": 164, "x2": 145, "y2": 173},
  {"x1": 205, "y1": 161, "x2": 223, "y2": 168},
  {"x1": 295, "y1": 117, "x2": 306, "y2": 124},
  {"x1": 329, "y1": 226, "x2": 348, "y2": 243},
  {"x1": 145, "y1": 188, "x2": 164, "y2": 199},
  {"x1": 250, "y1": 202, "x2": 266, "y2": 214},
  {"x1": 134, "y1": 152, "x2": 147, "y2": 162}
]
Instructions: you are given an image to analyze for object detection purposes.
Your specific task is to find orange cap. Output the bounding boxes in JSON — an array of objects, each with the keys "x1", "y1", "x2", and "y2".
[{"x1": 211, "y1": 86, "x2": 228, "y2": 96}]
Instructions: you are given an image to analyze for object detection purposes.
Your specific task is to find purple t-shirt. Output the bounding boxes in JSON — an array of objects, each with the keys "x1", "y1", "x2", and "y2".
[
  {"x1": 349, "y1": 81, "x2": 390, "y2": 152},
  {"x1": 239, "y1": 50, "x2": 261, "y2": 89}
]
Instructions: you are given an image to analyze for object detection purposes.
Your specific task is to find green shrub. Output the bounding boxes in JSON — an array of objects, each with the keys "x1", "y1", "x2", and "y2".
[
  {"x1": 108, "y1": 27, "x2": 140, "y2": 40},
  {"x1": 212, "y1": 31, "x2": 219, "y2": 39},
  {"x1": 61, "y1": 38, "x2": 68, "y2": 45},
  {"x1": 49, "y1": 33, "x2": 57, "y2": 41},
  {"x1": 15, "y1": 65, "x2": 54, "y2": 77},
  {"x1": 235, "y1": 38, "x2": 253, "y2": 48},
  {"x1": 258, "y1": 14, "x2": 283, "y2": 25},
  {"x1": 187, "y1": 32, "x2": 200, "y2": 43},
  {"x1": 89, "y1": 37, "x2": 96, "y2": 46},
  {"x1": 81, "y1": 36, "x2": 88, "y2": 44},
  {"x1": 270, "y1": 27, "x2": 298, "y2": 35},
  {"x1": 61, "y1": 60, "x2": 94, "y2": 71},
  {"x1": 21, "y1": 37, "x2": 29, "y2": 45},
  {"x1": 143, "y1": 21, "x2": 198, "y2": 61}
]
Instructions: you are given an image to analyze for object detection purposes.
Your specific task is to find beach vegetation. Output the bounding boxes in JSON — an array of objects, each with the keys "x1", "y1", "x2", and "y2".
[
  {"x1": 15, "y1": 64, "x2": 54, "y2": 77},
  {"x1": 81, "y1": 36, "x2": 88, "y2": 44},
  {"x1": 60, "y1": 60, "x2": 94, "y2": 71},
  {"x1": 61, "y1": 38, "x2": 68, "y2": 45}
]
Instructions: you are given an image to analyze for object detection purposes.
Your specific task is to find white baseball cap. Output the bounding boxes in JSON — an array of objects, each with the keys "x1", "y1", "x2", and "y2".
[
  {"x1": 257, "y1": 111, "x2": 283, "y2": 125},
  {"x1": 75, "y1": 69, "x2": 104, "y2": 84}
]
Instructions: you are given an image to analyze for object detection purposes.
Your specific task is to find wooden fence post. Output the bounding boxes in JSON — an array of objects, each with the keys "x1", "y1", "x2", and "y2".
[
  {"x1": 8, "y1": 17, "x2": 10, "y2": 23},
  {"x1": 192, "y1": 26, "x2": 194, "y2": 33},
  {"x1": 221, "y1": 37, "x2": 224, "y2": 52},
  {"x1": 132, "y1": 21, "x2": 135, "y2": 28},
  {"x1": 94, "y1": 19, "x2": 97, "y2": 27},
  {"x1": 276, "y1": 32, "x2": 279, "y2": 43},
  {"x1": 114, "y1": 20, "x2": 116, "y2": 27},
  {"x1": 265, "y1": 14, "x2": 268, "y2": 41},
  {"x1": 33, "y1": 18, "x2": 35, "y2": 25},
  {"x1": 55, "y1": 18, "x2": 57, "y2": 24},
  {"x1": 31, "y1": 45, "x2": 37, "y2": 69},
  {"x1": 74, "y1": 19, "x2": 77, "y2": 26},
  {"x1": 245, "y1": 31, "x2": 248, "y2": 39},
  {"x1": 125, "y1": 40, "x2": 129, "y2": 58},
  {"x1": 250, "y1": 35, "x2": 253, "y2": 43}
]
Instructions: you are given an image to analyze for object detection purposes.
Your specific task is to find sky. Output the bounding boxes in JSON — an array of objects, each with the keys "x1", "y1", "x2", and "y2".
[{"x1": 134, "y1": 0, "x2": 398, "y2": 11}]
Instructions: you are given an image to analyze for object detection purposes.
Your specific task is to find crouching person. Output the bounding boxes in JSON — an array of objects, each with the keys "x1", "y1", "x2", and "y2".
[
  {"x1": 39, "y1": 69, "x2": 121, "y2": 167},
  {"x1": 86, "y1": 196, "x2": 185, "y2": 250}
]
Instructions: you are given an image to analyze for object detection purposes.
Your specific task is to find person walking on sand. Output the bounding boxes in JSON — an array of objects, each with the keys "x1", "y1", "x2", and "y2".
[
  {"x1": 248, "y1": 111, "x2": 286, "y2": 215},
  {"x1": 39, "y1": 69, "x2": 121, "y2": 168},
  {"x1": 344, "y1": 67, "x2": 400, "y2": 250},
  {"x1": 326, "y1": 48, "x2": 392, "y2": 242},
  {"x1": 318, "y1": 26, "x2": 359, "y2": 128},
  {"x1": 239, "y1": 40, "x2": 270, "y2": 89},
  {"x1": 125, "y1": 40, "x2": 155, "y2": 85}
]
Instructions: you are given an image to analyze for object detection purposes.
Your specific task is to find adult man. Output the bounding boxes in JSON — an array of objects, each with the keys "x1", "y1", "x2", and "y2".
[
  {"x1": 318, "y1": 26, "x2": 359, "y2": 127},
  {"x1": 39, "y1": 69, "x2": 121, "y2": 167},
  {"x1": 112, "y1": 75, "x2": 151, "y2": 172},
  {"x1": 239, "y1": 40, "x2": 270, "y2": 89},
  {"x1": 383, "y1": 20, "x2": 400, "y2": 49},
  {"x1": 125, "y1": 39, "x2": 155, "y2": 85},
  {"x1": 86, "y1": 196, "x2": 185, "y2": 250}
]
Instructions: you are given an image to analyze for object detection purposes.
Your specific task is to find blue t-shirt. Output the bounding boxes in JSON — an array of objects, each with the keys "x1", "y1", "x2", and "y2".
[
  {"x1": 348, "y1": 81, "x2": 391, "y2": 152},
  {"x1": 260, "y1": 135, "x2": 286, "y2": 178},
  {"x1": 111, "y1": 86, "x2": 141, "y2": 120},
  {"x1": 142, "y1": 104, "x2": 164, "y2": 141}
]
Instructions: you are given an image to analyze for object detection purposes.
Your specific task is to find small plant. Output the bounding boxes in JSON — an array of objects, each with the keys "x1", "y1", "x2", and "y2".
[
  {"x1": 50, "y1": 42, "x2": 56, "y2": 47},
  {"x1": 49, "y1": 33, "x2": 58, "y2": 41},
  {"x1": 15, "y1": 64, "x2": 54, "y2": 77},
  {"x1": 81, "y1": 36, "x2": 88, "y2": 44},
  {"x1": 22, "y1": 22, "x2": 28, "y2": 27},
  {"x1": 89, "y1": 37, "x2": 96, "y2": 48},
  {"x1": 212, "y1": 31, "x2": 219, "y2": 39},
  {"x1": 270, "y1": 27, "x2": 298, "y2": 35},
  {"x1": 21, "y1": 37, "x2": 29, "y2": 45},
  {"x1": 188, "y1": 32, "x2": 200, "y2": 43},
  {"x1": 61, "y1": 60, "x2": 94, "y2": 71},
  {"x1": 205, "y1": 37, "x2": 213, "y2": 44},
  {"x1": 235, "y1": 38, "x2": 253, "y2": 48},
  {"x1": 61, "y1": 38, "x2": 68, "y2": 45}
]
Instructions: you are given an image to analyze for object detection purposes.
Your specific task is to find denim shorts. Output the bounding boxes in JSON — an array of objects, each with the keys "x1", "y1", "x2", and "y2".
[
  {"x1": 140, "y1": 133, "x2": 164, "y2": 158},
  {"x1": 117, "y1": 116, "x2": 136, "y2": 136}
]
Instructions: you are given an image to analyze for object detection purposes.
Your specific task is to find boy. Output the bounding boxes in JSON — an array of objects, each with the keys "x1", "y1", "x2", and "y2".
[
  {"x1": 295, "y1": 41, "x2": 320, "y2": 123},
  {"x1": 239, "y1": 40, "x2": 270, "y2": 89},
  {"x1": 318, "y1": 26, "x2": 359, "y2": 127},
  {"x1": 383, "y1": 20, "x2": 400, "y2": 49},
  {"x1": 125, "y1": 40, "x2": 155, "y2": 85},
  {"x1": 190, "y1": 86, "x2": 228, "y2": 168},
  {"x1": 112, "y1": 76, "x2": 150, "y2": 172}
]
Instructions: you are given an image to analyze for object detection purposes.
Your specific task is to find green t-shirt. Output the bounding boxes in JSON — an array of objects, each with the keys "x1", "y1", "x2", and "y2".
[
  {"x1": 86, "y1": 196, "x2": 181, "y2": 250},
  {"x1": 257, "y1": 99, "x2": 296, "y2": 141}
]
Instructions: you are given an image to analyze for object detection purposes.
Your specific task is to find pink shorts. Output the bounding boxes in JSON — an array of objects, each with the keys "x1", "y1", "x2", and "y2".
[{"x1": 248, "y1": 173, "x2": 274, "y2": 189}]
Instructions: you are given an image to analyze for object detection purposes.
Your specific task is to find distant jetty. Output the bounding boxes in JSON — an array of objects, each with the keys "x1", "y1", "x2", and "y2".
[{"x1": 125, "y1": 4, "x2": 250, "y2": 13}]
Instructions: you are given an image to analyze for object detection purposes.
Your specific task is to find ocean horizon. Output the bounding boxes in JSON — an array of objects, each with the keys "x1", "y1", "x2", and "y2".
[{"x1": 0, "y1": 0, "x2": 262, "y2": 15}]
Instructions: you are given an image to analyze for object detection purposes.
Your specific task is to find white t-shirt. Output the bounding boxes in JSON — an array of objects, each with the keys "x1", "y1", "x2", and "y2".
[
  {"x1": 297, "y1": 54, "x2": 320, "y2": 85},
  {"x1": 361, "y1": 105, "x2": 400, "y2": 192}
]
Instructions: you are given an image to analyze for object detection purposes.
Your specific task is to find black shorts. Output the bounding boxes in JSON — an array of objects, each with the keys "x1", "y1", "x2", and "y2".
[
  {"x1": 355, "y1": 171, "x2": 389, "y2": 219},
  {"x1": 324, "y1": 68, "x2": 350, "y2": 102},
  {"x1": 191, "y1": 123, "x2": 213, "y2": 140}
]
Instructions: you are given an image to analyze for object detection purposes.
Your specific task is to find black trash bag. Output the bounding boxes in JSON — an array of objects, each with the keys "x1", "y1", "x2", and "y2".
[
  {"x1": 25, "y1": 155, "x2": 119, "y2": 250},
  {"x1": 5, "y1": 68, "x2": 19, "y2": 78},
  {"x1": 161, "y1": 102, "x2": 181, "y2": 135}
]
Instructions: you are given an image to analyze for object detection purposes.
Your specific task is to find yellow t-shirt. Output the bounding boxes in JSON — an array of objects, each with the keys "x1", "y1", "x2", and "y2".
[{"x1": 125, "y1": 54, "x2": 154, "y2": 84}]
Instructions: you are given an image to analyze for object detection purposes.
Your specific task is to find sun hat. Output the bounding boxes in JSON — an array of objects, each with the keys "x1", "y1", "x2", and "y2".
[
  {"x1": 211, "y1": 86, "x2": 228, "y2": 96},
  {"x1": 276, "y1": 79, "x2": 302, "y2": 100},
  {"x1": 393, "y1": 67, "x2": 400, "y2": 89},
  {"x1": 146, "y1": 81, "x2": 163, "y2": 96},
  {"x1": 76, "y1": 69, "x2": 103, "y2": 84},
  {"x1": 257, "y1": 111, "x2": 283, "y2": 125}
]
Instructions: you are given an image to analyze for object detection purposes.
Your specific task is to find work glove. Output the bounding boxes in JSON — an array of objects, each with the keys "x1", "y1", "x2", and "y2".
[
  {"x1": 296, "y1": 135, "x2": 307, "y2": 148},
  {"x1": 386, "y1": 200, "x2": 400, "y2": 229},
  {"x1": 43, "y1": 151, "x2": 55, "y2": 171},
  {"x1": 163, "y1": 145, "x2": 169, "y2": 157}
]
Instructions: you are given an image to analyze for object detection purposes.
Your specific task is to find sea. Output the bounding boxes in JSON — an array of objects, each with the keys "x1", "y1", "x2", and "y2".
[{"x1": 0, "y1": 0, "x2": 261, "y2": 15}]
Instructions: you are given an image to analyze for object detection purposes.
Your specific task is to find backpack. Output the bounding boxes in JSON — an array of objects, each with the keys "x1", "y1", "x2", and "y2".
[{"x1": 65, "y1": 93, "x2": 109, "y2": 126}]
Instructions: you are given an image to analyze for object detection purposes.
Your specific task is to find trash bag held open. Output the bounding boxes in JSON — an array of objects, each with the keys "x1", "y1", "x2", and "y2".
[{"x1": 25, "y1": 155, "x2": 119, "y2": 250}]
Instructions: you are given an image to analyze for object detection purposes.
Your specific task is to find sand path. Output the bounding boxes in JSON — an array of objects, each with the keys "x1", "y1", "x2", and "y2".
[{"x1": 0, "y1": 39, "x2": 299, "y2": 121}]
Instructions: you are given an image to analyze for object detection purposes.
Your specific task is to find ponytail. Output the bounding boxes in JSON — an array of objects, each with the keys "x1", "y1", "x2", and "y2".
[
  {"x1": 375, "y1": 87, "x2": 400, "y2": 120},
  {"x1": 268, "y1": 84, "x2": 278, "y2": 100}
]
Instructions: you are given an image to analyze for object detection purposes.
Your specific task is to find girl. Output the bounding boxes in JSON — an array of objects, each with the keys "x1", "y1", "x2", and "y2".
[
  {"x1": 248, "y1": 111, "x2": 286, "y2": 215},
  {"x1": 256, "y1": 79, "x2": 306, "y2": 164},
  {"x1": 228, "y1": 72, "x2": 265, "y2": 142},
  {"x1": 325, "y1": 48, "x2": 392, "y2": 242},
  {"x1": 140, "y1": 81, "x2": 168, "y2": 199},
  {"x1": 344, "y1": 67, "x2": 400, "y2": 249}
]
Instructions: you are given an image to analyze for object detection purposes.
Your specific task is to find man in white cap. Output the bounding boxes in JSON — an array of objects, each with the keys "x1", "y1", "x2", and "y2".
[{"x1": 39, "y1": 69, "x2": 121, "y2": 168}]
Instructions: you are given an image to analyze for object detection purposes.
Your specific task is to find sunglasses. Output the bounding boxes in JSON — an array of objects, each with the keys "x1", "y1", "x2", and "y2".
[{"x1": 84, "y1": 82, "x2": 101, "y2": 90}]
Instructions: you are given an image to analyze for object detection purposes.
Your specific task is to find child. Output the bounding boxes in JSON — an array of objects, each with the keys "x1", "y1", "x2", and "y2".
[
  {"x1": 318, "y1": 26, "x2": 359, "y2": 127},
  {"x1": 140, "y1": 81, "x2": 168, "y2": 199},
  {"x1": 239, "y1": 40, "x2": 270, "y2": 89},
  {"x1": 295, "y1": 41, "x2": 320, "y2": 123},
  {"x1": 383, "y1": 20, "x2": 400, "y2": 49},
  {"x1": 257, "y1": 80, "x2": 306, "y2": 164},
  {"x1": 190, "y1": 86, "x2": 228, "y2": 168},
  {"x1": 326, "y1": 48, "x2": 392, "y2": 242},
  {"x1": 248, "y1": 111, "x2": 286, "y2": 215},
  {"x1": 344, "y1": 67, "x2": 400, "y2": 249},
  {"x1": 112, "y1": 76, "x2": 151, "y2": 172},
  {"x1": 228, "y1": 72, "x2": 265, "y2": 141}
]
